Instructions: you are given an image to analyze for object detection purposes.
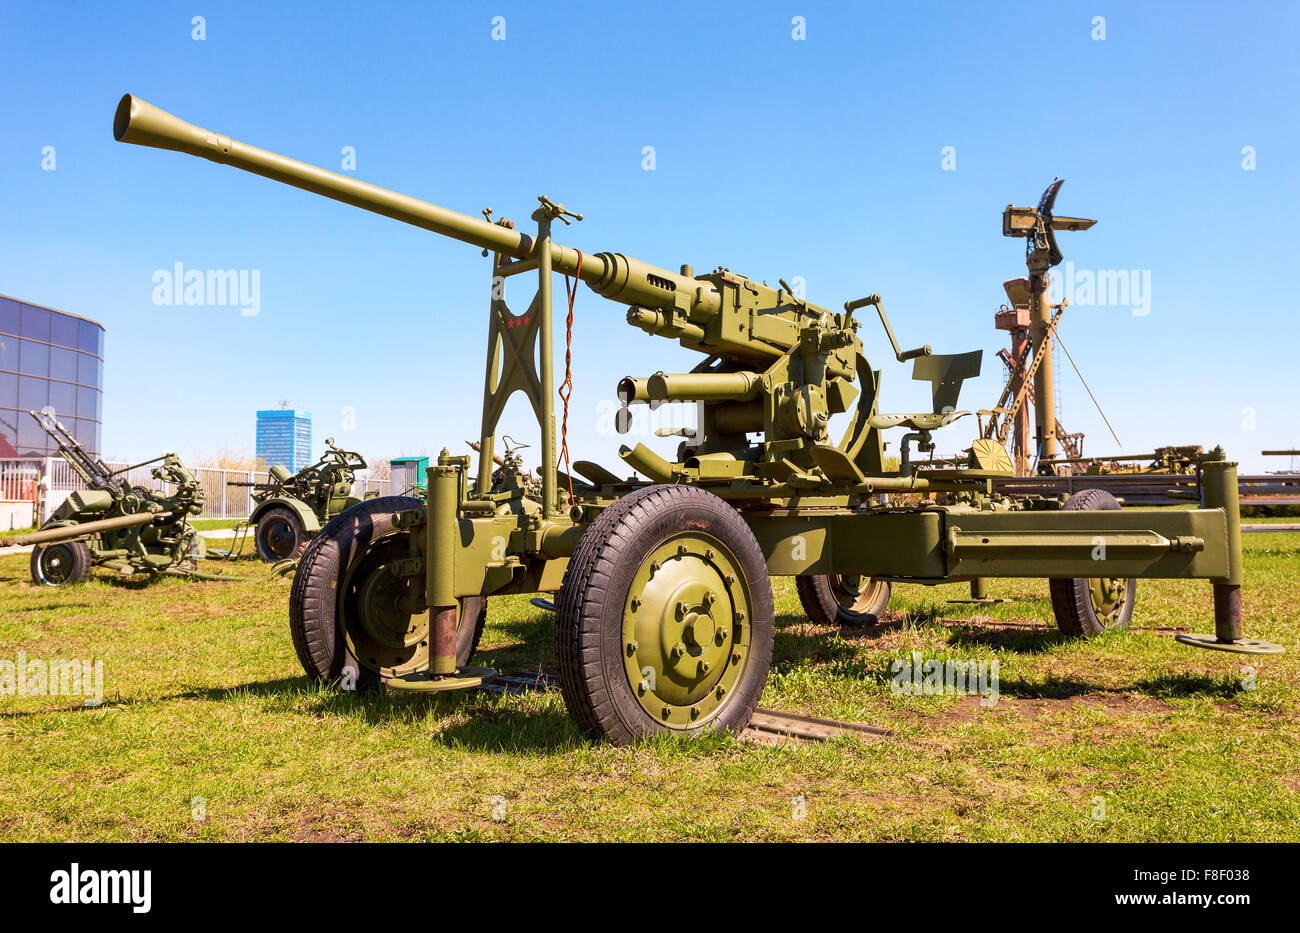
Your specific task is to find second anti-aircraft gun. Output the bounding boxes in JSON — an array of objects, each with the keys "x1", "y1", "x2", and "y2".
[
  {"x1": 115, "y1": 94, "x2": 1284, "y2": 746},
  {"x1": 230, "y1": 437, "x2": 374, "y2": 561},
  {"x1": 2, "y1": 409, "x2": 210, "y2": 585}
]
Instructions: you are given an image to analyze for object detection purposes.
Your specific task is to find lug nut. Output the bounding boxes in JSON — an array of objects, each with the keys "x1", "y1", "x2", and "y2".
[
  {"x1": 626, "y1": 641, "x2": 638, "y2": 656},
  {"x1": 698, "y1": 660, "x2": 711, "y2": 675},
  {"x1": 671, "y1": 642, "x2": 686, "y2": 660}
]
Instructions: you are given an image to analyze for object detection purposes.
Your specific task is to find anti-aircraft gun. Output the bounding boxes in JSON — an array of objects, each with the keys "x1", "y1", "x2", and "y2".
[
  {"x1": 228, "y1": 437, "x2": 373, "y2": 561},
  {"x1": 2, "y1": 409, "x2": 212, "y2": 585},
  {"x1": 114, "y1": 94, "x2": 1283, "y2": 745}
]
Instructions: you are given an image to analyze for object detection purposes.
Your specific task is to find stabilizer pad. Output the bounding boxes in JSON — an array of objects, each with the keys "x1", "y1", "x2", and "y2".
[
  {"x1": 386, "y1": 666, "x2": 499, "y2": 693},
  {"x1": 1174, "y1": 633, "x2": 1285, "y2": 656}
]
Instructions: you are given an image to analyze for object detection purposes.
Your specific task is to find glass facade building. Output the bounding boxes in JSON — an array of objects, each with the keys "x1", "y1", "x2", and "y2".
[
  {"x1": 0, "y1": 294, "x2": 105, "y2": 458},
  {"x1": 256, "y1": 409, "x2": 312, "y2": 472}
]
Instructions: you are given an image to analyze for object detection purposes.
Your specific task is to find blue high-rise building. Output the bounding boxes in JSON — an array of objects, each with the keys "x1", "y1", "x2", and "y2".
[{"x1": 256, "y1": 409, "x2": 311, "y2": 472}]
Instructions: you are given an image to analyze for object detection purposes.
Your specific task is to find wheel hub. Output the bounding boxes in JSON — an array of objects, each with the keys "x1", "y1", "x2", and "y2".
[
  {"x1": 830, "y1": 574, "x2": 885, "y2": 613},
  {"x1": 263, "y1": 519, "x2": 295, "y2": 557},
  {"x1": 1090, "y1": 576, "x2": 1126, "y2": 622},
  {"x1": 358, "y1": 564, "x2": 425, "y2": 649},
  {"x1": 340, "y1": 543, "x2": 430, "y2": 678},
  {"x1": 39, "y1": 545, "x2": 74, "y2": 584},
  {"x1": 623, "y1": 535, "x2": 751, "y2": 729}
]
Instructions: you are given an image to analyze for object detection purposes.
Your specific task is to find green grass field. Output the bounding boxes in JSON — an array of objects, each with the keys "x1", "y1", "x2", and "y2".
[{"x1": 1, "y1": 530, "x2": 1296, "y2": 842}]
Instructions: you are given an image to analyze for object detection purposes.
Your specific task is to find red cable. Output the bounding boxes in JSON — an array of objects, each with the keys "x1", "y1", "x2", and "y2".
[{"x1": 559, "y1": 251, "x2": 583, "y2": 509}]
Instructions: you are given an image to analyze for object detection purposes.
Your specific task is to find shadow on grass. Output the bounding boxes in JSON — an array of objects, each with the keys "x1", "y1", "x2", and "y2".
[
  {"x1": 1135, "y1": 671, "x2": 1246, "y2": 700},
  {"x1": 170, "y1": 673, "x2": 587, "y2": 751},
  {"x1": 943, "y1": 621, "x2": 1070, "y2": 654},
  {"x1": 771, "y1": 624, "x2": 861, "y2": 675},
  {"x1": 993, "y1": 671, "x2": 1248, "y2": 703},
  {"x1": 477, "y1": 611, "x2": 555, "y2": 672},
  {"x1": 1, "y1": 599, "x2": 100, "y2": 614}
]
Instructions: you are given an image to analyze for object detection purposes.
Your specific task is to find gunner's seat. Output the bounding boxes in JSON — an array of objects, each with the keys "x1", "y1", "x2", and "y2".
[{"x1": 868, "y1": 350, "x2": 984, "y2": 431}]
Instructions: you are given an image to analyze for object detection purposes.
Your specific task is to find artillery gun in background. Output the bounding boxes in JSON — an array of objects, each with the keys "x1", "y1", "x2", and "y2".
[
  {"x1": 1073, "y1": 445, "x2": 1227, "y2": 476},
  {"x1": 1, "y1": 410, "x2": 207, "y2": 585},
  {"x1": 114, "y1": 94, "x2": 1283, "y2": 746},
  {"x1": 228, "y1": 438, "x2": 374, "y2": 561}
]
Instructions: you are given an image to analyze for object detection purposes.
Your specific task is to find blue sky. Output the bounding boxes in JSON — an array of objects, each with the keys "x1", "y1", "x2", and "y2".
[{"x1": 1, "y1": 0, "x2": 1296, "y2": 472}]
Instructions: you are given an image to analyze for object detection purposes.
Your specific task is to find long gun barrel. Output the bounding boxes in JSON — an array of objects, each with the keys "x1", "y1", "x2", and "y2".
[
  {"x1": 27, "y1": 409, "x2": 120, "y2": 490},
  {"x1": 1, "y1": 510, "x2": 173, "y2": 548},
  {"x1": 113, "y1": 95, "x2": 720, "y2": 318}
]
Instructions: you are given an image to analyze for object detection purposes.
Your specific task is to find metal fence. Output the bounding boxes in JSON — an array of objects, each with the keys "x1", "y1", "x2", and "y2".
[{"x1": 1, "y1": 457, "x2": 393, "y2": 524}]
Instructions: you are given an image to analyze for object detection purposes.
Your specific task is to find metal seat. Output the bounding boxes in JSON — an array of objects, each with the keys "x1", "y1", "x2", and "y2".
[
  {"x1": 868, "y1": 410, "x2": 969, "y2": 431},
  {"x1": 870, "y1": 350, "x2": 984, "y2": 431}
]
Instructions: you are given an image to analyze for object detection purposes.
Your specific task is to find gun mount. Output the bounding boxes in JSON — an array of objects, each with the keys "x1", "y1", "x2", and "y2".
[
  {"x1": 12, "y1": 409, "x2": 226, "y2": 585},
  {"x1": 115, "y1": 95, "x2": 1283, "y2": 745}
]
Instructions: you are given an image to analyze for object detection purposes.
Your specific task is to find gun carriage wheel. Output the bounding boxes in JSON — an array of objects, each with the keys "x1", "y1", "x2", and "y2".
[
  {"x1": 255, "y1": 506, "x2": 309, "y2": 562},
  {"x1": 1049, "y1": 489, "x2": 1137, "y2": 636},
  {"x1": 289, "y1": 496, "x2": 486, "y2": 689},
  {"x1": 555, "y1": 485, "x2": 775, "y2": 745},
  {"x1": 30, "y1": 540, "x2": 93, "y2": 587},
  {"x1": 796, "y1": 574, "x2": 892, "y2": 626}
]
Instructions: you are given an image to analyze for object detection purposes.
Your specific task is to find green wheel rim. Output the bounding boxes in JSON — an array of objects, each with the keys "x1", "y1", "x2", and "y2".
[
  {"x1": 340, "y1": 538, "x2": 430, "y2": 678},
  {"x1": 827, "y1": 574, "x2": 887, "y2": 615},
  {"x1": 1088, "y1": 576, "x2": 1127, "y2": 626},
  {"x1": 38, "y1": 545, "x2": 76, "y2": 585},
  {"x1": 622, "y1": 533, "x2": 752, "y2": 729}
]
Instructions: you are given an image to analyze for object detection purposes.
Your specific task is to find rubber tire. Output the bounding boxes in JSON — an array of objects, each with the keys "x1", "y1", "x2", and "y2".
[
  {"x1": 29, "y1": 541, "x2": 93, "y2": 587},
  {"x1": 255, "y1": 506, "x2": 309, "y2": 562},
  {"x1": 289, "y1": 495, "x2": 487, "y2": 689},
  {"x1": 555, "y1": 484, "x2": 775, "y2": 745},
  {"x1": 1048, "y1": 488, "x2": 1137, "y2": 637},
  {"x1": 796, "y1": 575, "x2": 892, "y2": 626}
]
